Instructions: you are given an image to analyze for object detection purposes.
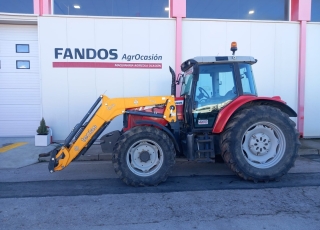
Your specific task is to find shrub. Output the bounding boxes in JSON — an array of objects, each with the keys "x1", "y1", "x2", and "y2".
[{"x1": 37, "y1": 118, "x2": 48, "y2": 135}]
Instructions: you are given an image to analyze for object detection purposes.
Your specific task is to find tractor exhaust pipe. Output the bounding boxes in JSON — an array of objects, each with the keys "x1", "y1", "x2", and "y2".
[{"x1": 169, "y1": 66, "x2": 176, "y2": 96}]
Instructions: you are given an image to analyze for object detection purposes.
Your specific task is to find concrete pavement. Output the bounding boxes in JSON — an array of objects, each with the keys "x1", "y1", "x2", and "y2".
[
  {"x1": 0, "y1": 137, "x2": 58, "y2": 169},
  {"x1": 299, "y1": 138, "x2": 320, "y2": 155},
  {"x1": 0, "y1": 137, "x2": 320, "y2": 169}
]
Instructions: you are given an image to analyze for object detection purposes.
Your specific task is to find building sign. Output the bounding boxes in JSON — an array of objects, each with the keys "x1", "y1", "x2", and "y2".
[{"x1": 53, "y1": 48, "x2": 162, "y2": 69}]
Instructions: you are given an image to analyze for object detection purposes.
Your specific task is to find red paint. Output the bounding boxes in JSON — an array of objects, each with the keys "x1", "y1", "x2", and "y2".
[
  {"x1": 44, "y1": 0, "x2": 52, "y2": 14},
  {"x1": 40, "y1": 0, "x2": 43, "y2": 15},
  {"x1": 291, "y1": 0, "x2": 312, "y2": 137},
  {"x1": 123, "y1": 107, "x2": 168, "y2": 132},
  {"x1": 33, "y1": 0, "x2": 39, "y2": 14},
  {"x1": 123, "y1": 115, "x2": 168, "y2": 132},
  {"x1": 212, "y1": 96, "x2": 287, "y2": 134},
  {"x1": 170, "y1": 0, "x2": 186, "y2": 18},
  {"x1": 297, "y1": 22, "x2": 308, "y2": 138},
  {"x1": 53, "y1": 62, "x2": 162, "y2": 69},
  {"x1": 297, "y1": 21, "x2": 307, "y2": 137},
  {"x1": 175, "y1": 96, "x2": 184, "y2": 121},
  {"x1": 34, "y1": 0, "x2": 51, "y2": 15},
  {"x1": 291, "y1": 0, "x2": 299, "y2": 21},
  {"x1": 122, "y1": 97, "x2": 185, "y2": 131},
  {"x1": 291, "y1": 0, "x2": 311, "y2": 21},
  {"x1": 175, "y1": 18, "x2": 183, "y2": 96}
]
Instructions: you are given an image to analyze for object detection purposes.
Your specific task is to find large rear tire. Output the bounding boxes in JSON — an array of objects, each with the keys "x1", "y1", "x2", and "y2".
[
  {"x1": 112, "y1": 126, "x2": 176, "y2": 186},
  {"x1": 220, "y1": 105, "x2": 300, "y2": 182}
]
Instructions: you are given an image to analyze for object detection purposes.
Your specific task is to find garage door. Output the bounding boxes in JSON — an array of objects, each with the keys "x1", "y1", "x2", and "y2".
[{"x1": 0, "y1": 24, "x2": 40, "y2": 136}]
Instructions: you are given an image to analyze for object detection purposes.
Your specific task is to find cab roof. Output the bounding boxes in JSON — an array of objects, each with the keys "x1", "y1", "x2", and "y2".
[
  {"x1": 181, "y1": 56, "x2": 257, "y2": 72},
  {"x1": 193, "y1": 56, "x2": 257, "y2": 64}
]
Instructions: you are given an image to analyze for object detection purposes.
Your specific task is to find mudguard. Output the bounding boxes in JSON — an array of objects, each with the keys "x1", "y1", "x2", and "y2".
[
  {"x1": 213, "y1": 95, "x2": 297, "y2": 134},
  {"x1": 134, "y1": 120, "x2": 180, "y2": 152}
]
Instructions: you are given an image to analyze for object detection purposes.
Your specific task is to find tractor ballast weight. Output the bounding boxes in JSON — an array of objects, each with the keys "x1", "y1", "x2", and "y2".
[{"x1": 49, "y1": 42, "x2": 300, "y2": 186}]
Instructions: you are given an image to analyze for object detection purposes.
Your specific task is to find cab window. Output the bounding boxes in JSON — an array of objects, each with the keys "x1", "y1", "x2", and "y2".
[
  {"x1": 181, "y1": 67, "x2": 194, "y2": 96},
  {"x1": 239, "y1": 63, "x2": 257, "y2": 95}
]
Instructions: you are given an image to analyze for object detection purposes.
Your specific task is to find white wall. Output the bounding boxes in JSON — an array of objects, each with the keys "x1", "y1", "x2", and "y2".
[
  {"x1": 38, "y1": 16, "x2": 175, "y2": 140},
  {"x1": 39, "y1": 16, "x2": 316, "y2": 139},
  {"x1": 305, "y1": 23, "x2": 320, "y2": 137},
  {"x1": 182, "y1": 19, "x2": 300, "y2": 124}
]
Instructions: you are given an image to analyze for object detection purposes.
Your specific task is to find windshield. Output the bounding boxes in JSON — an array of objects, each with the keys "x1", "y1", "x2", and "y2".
[{"x1": 180, "y1": 67, "x2": 194, "y2": 96}]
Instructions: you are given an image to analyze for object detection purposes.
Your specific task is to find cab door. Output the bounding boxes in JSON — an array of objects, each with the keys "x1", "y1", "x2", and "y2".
[{"x1": 192, "y1": 63, "x2": 238, "y2": 129}]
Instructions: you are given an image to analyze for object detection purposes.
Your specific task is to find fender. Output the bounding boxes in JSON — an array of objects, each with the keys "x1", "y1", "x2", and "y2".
[
  {"x1": 212, "y1": 95, "x2": 297, "y2": 134},
  {"x1": 135, "y1": 120, "x2": 180, "y2": 152}
]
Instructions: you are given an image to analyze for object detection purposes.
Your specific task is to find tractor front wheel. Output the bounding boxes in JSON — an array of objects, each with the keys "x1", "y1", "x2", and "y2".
[
  {"x1": 220, "y1": 105, "x2": 300, "y2": 182},
  {"x1": 112, "y1": 126, "x2": 176, "y2": 186}
]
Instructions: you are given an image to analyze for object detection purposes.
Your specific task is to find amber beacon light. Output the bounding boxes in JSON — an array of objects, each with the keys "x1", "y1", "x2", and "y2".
[{"x1": 231, "y1": 42, "x2": 237, "y2": 55}]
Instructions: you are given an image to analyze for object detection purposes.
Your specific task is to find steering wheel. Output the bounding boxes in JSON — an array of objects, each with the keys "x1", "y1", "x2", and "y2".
[{"x1": 198, "y1": 87, "x2": 210, "y2": 99}]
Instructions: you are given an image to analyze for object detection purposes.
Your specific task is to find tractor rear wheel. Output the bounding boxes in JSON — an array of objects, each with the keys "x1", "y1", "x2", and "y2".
[
  {"x1": 112, "y1": 126, "x2": 176, "y2": 186},
  {"x1": 220, "y1": 105, "x2": 300, "y2": 182}
]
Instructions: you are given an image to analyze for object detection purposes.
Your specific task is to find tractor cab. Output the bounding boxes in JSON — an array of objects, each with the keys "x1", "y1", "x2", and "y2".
[
  {"x1": 171, "y1": 43, "x2": 261, "y2": 161},
  {"x1": 179, "y1": 54, "x2": 257, "y2": 131}
]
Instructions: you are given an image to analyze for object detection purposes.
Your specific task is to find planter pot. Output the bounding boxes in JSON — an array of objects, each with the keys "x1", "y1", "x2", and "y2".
[{"x1": 35, "y1": 134, "x2": 50, "y2": 146}]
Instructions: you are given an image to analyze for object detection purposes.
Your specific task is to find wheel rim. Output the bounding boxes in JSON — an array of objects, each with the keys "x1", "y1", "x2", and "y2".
[
  {"x1": 126, "y1": 139, "x2": 164, "y2": 177},
  {"x1": 241, "y1": 122, "x2": 286, "y2": 169}
]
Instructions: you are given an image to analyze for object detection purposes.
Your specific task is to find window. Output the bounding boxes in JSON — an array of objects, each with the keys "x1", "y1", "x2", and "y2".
[
  {"x1": 16, "y1": 44, "x2": 30, "y2": 53},
  {"x1": 16, "y1": 61, "x2": 30, "y2": 69},
  {"x1": 195, "y1": 64, "x2": 236, "y2": 104},
  {"x1": 311, "y1": 0, "x2": 320, "y2": 22},
  {"x1": 53, "y1": 0, "x2": 169, "y2": 18},
  {"x1": 218, "y1": 71, "x2": 236, "y2": 99},
  {"x1": 181, "y1": 67, "x2": 194, "y2": 96},
  {"x1": 239, "y1": 63, "x2": 257, "y2": 95},
  {"x1": 0, "y1": 0, "x2": 33, "y2": 14},
  {"x1": 186, "y1": 0, "x2": 289, "y2": 21},
  {"x1": 196, "y1": 73, "x2": 213, "y2": 99}
]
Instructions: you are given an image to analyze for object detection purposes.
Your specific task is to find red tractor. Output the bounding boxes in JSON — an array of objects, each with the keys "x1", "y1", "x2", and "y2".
[{"x1": 49, "y1": 43, "x2": 300, "y2": 186}]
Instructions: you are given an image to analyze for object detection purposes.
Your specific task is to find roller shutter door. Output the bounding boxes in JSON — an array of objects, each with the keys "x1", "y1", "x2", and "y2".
[{"x1": 0, "y1": 24, "x2": 40, "y2": 136}]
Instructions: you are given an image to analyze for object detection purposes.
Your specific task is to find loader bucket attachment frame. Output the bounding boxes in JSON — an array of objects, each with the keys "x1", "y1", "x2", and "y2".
[{"x1": 48, "y1": 96, "x2": 109, "y2": 173}]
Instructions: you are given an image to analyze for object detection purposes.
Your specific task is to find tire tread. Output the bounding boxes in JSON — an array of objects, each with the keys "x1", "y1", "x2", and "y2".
[
  {"x1": 220, "y1": 105, "x2": 300, "y2": 182},
  {"x1": 112, "y1": 126, "x2": 176, "y2": 186}
]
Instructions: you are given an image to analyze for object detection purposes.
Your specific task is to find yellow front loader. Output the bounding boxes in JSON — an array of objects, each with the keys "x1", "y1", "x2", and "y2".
[{"x1": 48, "y1": 95, "x2": 177, "y2": 173}]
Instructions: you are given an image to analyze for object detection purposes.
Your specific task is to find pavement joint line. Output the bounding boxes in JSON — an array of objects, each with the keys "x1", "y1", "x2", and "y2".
[{"x1": 0, "y1": 142, "x2": 28, "y2": 153}]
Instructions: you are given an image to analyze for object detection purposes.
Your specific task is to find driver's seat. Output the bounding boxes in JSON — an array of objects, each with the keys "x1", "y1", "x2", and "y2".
[{"x1": 224, "y1": 86, "x2": 237, "y2": 100}]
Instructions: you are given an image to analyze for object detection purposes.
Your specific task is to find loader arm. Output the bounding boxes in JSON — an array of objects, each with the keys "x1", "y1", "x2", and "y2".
[{"x1": 49, "y1": 95, "x2": 177, "y2": 172}]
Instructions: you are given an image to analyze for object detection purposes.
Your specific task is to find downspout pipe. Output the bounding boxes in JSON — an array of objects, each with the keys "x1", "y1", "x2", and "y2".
[
  {"x1": 291, "y1": 0, "x2": 311, "y2": 137},
  {"x1": 170, "y1": 0, "x2": 186, "y2": 97},
  {"x1": 297, "y1": 20, "x2": 307, "y2": 137}
]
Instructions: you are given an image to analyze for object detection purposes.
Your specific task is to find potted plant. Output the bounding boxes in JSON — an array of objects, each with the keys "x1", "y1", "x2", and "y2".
[{"x1": 35, "y1": 118, "x2": 50, "y2": 146}]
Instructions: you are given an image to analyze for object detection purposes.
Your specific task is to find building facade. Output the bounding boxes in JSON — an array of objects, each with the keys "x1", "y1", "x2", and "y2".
[{"x1": 0, "y1": 0, "x2": 319, "y2": 139}]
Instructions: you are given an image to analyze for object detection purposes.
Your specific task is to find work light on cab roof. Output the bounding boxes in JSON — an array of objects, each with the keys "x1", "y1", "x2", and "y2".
[{"x1": 231, "y1": 41, "x2": 237, "y2": 55}]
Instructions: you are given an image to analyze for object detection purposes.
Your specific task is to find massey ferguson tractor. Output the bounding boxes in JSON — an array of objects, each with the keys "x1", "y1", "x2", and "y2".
[{"x1": 48, "y1": 42, "x2": 300, "y2": 186}]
